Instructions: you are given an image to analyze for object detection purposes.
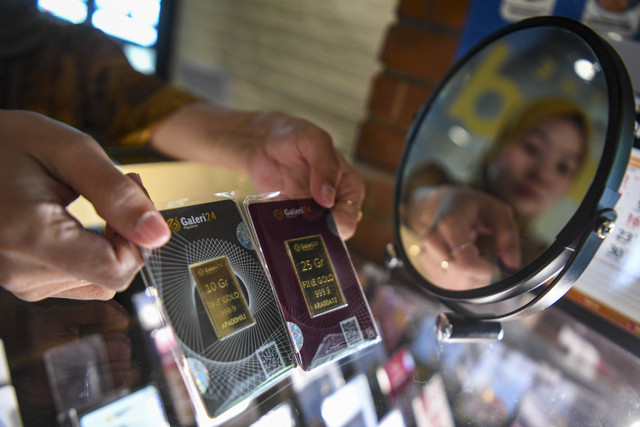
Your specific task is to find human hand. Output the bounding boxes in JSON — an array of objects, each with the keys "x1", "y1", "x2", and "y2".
[
  {"x1": 151, "y1": 104, "x2": 365, "y2": 239},
  {"x1": 409, "y1": 186, "x2": 521, "y2": 290},
  {"x1": 241, "y1": 112, "x2": 365, "y2": 239},
  {"x1": 0, "y1": 110, "x2": 171, "y2": 301}
]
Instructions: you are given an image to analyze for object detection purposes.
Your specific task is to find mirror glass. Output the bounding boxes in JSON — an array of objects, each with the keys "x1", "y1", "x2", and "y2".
[{"x1": 397, "y1": 25, "x2": 609, "y2": 292}]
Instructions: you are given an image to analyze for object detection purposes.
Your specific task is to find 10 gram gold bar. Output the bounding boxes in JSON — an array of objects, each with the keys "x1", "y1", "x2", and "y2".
[{"x1": 189, "y1": 256, "x2": 255, "y2": 339}]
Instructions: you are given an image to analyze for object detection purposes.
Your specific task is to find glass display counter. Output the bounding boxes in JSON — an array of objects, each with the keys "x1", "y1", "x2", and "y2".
[{"x1": 1, "y1": 261, "x2": 638, "y2": 426}]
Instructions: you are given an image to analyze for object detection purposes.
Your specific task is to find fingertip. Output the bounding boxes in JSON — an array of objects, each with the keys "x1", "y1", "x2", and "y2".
[
  {"x1": 124, "y1": 173, "x2": 169, "y2": 247},
  {"x1": 318, "y1": 183, "x2": 336, "y2": 208},
  {"x1": 337, "y1": 221, "x2": 356, "y2": 240},
  {"x1": 132, "y1": 211, "x2": 171, "y2": 248}
]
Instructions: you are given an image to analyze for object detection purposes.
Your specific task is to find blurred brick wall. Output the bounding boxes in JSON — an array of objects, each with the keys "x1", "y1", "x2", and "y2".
[{"x1": 348, "y1": 0, "x2": 472, "y2": 263}]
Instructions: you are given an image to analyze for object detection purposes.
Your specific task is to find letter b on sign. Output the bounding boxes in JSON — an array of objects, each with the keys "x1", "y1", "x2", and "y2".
[{"x1": 449, "y1": 44, "x2": 522, "y2": 137}]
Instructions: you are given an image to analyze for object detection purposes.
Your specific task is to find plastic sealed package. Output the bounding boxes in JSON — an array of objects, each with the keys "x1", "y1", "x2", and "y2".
[
  {"x1": 243, "y1": 193, "x2": 380, "y2": 371},
  {"x1": 141, "y1": 193, "x2": 296, "y2": 420}
]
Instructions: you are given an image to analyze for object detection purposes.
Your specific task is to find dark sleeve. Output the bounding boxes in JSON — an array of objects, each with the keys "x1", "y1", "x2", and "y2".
[
  {"x1": 1, "y1": 16, "x2": 203, "y2": 147},
  {"x1": 73, "y1": 25, "x2": 202, "y2": 147}
]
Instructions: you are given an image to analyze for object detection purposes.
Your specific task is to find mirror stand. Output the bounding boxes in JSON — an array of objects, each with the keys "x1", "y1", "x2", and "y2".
[
  {"x1": 386, "y1": 243, "x2": 505, "y2": 342},
  {"x1": 386, "y1": 206, "x2": 616, "y2": 343},
  {"x1": 435, "y1": 313, "x2": 504, "y2": 342}
]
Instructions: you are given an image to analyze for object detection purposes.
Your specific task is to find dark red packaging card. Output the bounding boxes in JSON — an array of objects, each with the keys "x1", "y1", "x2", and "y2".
[{"x1": 245, "y1": 197, "x2": 379, "y2": 370}]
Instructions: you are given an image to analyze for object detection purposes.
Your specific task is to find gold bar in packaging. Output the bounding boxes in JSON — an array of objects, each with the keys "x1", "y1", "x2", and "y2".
[
  {"x1": 285, "y1": 234, "x2": 347, "y2": 317},
  {"x1": 189, "y1": 256, "x2": 255, "y2": 339}
]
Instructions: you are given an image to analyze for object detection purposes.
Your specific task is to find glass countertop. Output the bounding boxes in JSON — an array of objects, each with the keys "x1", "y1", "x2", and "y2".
[{"x1": 1, "y1": 262, "x2": 639, "y2": 426}]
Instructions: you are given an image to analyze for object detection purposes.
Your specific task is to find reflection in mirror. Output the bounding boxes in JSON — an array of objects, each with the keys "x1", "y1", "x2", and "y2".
[{"x1": 398, "y1": 26, "x2": 608, "y2": 291}]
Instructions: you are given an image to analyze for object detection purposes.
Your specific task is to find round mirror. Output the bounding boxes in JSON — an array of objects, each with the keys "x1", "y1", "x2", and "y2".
[{"x1": 394, "y1": 16, "x2": 635, "y2": 319}]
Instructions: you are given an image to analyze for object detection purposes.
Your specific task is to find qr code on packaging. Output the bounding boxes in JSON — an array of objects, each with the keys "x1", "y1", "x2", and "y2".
[
  {"x1": 257, "y1": 342, "x2": 285, "y2": 377},
  {"x1": 340, "y1": 317, "x2": 363, "y2": 347}
]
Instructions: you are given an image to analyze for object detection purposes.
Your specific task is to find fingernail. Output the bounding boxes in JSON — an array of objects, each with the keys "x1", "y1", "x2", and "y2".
[
  {"x1": 127, "y1": 173, "x2": 151, "y2": 198},
  {"x1": 128, "y1": 173, "x2": 143, "y2": 186},
  {"x1": 320, "y1": 184, "x2": 336, "y2": 207},
  {"x1": 134, "y1": 211, "x2": 171, "y2": 248}
]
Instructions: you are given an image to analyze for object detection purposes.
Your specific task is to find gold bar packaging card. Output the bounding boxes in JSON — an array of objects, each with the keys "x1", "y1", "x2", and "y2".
[
  {"x1": 244, "y1": 195, "x2": 380, "y2": 371},
  {"x1": 142, "y1": 194, "x2": 295, "y2": 420}
]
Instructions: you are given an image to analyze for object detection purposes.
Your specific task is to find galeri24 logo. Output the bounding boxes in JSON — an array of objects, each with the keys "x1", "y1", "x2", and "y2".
[
  {"x1": 273, "y1": 206, "x2": 310, "y2": 221},
  {"x1": 166, "y1": 217, "x2": 181, "y2": 232}
]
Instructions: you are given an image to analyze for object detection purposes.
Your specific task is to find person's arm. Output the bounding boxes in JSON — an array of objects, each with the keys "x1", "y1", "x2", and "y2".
[
  {"x1": 44, "y1": 21, "x2": 364, "y2": 239},
  {"x1": 149, "y1": 102, "x2": 365, "y2": 239},
  {"x1": 0, "y1": 110, "x2": 171, "y2": 301},
  {"x1": 55, "y1": 23, "x2": 364, "y2": 239}
]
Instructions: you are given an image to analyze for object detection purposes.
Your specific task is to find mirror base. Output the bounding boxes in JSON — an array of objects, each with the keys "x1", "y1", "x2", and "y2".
[
  {"x1": 385, "y1": 243, "x2": 404, "y2": 270},
  {"x1": 436, "y1": 313, "x2": 504, "y2": 343}
]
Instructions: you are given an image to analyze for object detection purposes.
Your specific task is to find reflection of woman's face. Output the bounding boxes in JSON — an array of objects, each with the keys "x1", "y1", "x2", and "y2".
[{"x1": 488, "y1": 116, "x2": 584, "y2": 217}]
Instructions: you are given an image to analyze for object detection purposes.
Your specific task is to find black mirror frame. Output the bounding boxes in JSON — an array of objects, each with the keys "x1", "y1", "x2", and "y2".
[{"x1": 393, "y1": 16, "x2": 635, "y2": 320}]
